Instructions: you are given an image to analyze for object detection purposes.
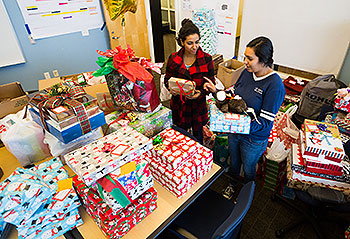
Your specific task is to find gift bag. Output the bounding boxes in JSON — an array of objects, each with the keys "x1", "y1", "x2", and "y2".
[
  {"x1": 273, "y1": 105, "x2": 299, "y2": 149},
  {"x1": 213, "y1": 134, "x2": 230, "y2": 170},
  {"x1": 93, "y1": 46, "x2": 160, "y2": 112}
]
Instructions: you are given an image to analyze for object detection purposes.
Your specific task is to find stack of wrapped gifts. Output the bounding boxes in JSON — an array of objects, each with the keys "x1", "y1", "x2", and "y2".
[
  {"x1": 104, "y1": 105, "x2": 173, "y2": 138},
  {"x1": 28, "y1": 83, "x2": 106, "y2": 144},
  {"x1": 146, "y1": 128, "x2": 213, "y2": 198},
  {"x1": 288, "y1": 120, "x2": 350, "y2": 193},
  {"x1": 64, "y1": 125, "x2": 158, "y2": 238},
  {"x1": 0, "y1": 158, "x2": 83, "y2": 239}
]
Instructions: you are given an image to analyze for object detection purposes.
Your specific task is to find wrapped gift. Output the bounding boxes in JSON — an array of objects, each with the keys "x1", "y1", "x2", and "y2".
[
  {"x1": 105, "y1": 105, "x2": 173, "y2": 138},
  {"x1": 146, "y1": 136, "x2": 213, "y2": 198},
  {"x1": 209, "y1": 104, "x2": 250, "y2": 134},
  {"x1": 93, "y1": 156, "x2": 154, "y2": 212},
  {"x1": 168, "y1": 77, "x2": 196, "y2": 97},
  {"x1": 29, "y1": 107, "x2": 105, "y2": 144},
  {"x1": 0, "y1": 158, "x2": 82, "y2": 239},
  {"x1": 64, "y1": 126, "x2": 152, "y2": 186},
  {"x1": 73, "y1": 176, "x2": 157, "y2": 239},
  {"x1": 28, "y1": 88, "x2": 98, "y2": 123},
  {"x1": 150, "y1": 128, "x2": 199, "y2": 171},
  {"x1": 303, "y1": 120, "x2": 345, "y2": 162},
  {"x1": 94, "y1": 46, "x2": 161, "y2": 113},
  {"x1": 288, "y1": 144, "x2": 350, "y2": 195}
]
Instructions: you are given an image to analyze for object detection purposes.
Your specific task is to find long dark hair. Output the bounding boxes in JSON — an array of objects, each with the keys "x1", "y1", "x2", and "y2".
[
  {"x1": 176, "y1": 19, "x2": 200, "y2": 47},
  {"x1": 247, "y1": 36, "x2": 274, "y2": 68}
]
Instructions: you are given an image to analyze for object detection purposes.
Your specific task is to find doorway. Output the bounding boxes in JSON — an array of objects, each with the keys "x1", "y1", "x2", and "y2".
[{"x1": 149, "y1": 0, "x2": 176, "y2": 63}]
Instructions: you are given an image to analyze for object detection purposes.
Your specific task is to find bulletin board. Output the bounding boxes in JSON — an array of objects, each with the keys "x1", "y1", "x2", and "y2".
[
  {"x1": 239, "y1": 0, "x2": 350, "y2": 75},
  {"x1": 0, "y1": 0, "x2": 25, "y2": 68}
]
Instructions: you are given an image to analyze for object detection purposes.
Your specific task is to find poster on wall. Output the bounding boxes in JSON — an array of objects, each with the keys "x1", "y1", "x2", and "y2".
[
  {"x1": 16, "y1": 0, "x2": 104, "y2": 39},
  {"x1": 179, "y1": 0, "x2": 239, "y2": 59}
]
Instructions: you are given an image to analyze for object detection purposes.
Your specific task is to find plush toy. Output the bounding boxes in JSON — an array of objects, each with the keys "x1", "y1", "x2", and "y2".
[
  {"x1": 214, "y1": 91, "x2": 248, "y2": 114},
  {"x1": 214, "y1": 90, "x2": 261, "y2": 124},
  {"x1": 336, "y1": 88, "x2": 350, "y2": 101}
]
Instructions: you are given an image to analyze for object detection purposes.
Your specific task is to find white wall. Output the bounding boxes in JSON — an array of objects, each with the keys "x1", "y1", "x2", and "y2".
[{"x1": 239, "y1": 0, "x2": 350, "y2": 75}]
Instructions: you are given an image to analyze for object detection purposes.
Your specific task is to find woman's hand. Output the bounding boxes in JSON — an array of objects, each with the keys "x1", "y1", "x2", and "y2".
[
  {"x1": 203, "y1": 77, "x2": 217, "y2": 93},
  {"x1": 186, "y1": 90, "x2": 201, "y2": 100}
]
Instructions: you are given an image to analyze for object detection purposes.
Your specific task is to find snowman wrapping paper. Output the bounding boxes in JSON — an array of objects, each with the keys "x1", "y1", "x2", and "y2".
[{"x1": 0, "y1": 158, "x2": 83, "y2": 239}]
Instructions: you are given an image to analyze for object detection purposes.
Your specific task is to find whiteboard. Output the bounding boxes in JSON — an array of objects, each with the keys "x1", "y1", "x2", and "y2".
[
  {"x1": 0, "y1": 0, "x2": 25, "y2": 67},
  {"x1": 239, "y1": 0, "x2": 350, "y2": 75}
]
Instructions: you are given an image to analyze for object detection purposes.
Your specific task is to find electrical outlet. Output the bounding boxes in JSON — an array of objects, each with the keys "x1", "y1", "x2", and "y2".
[
  {"x1": 53, "y1": 70, "x2": 59, "y2": 77},
  {"x1": 44, "y1": 72, "x2": 51, "y2": 79}
]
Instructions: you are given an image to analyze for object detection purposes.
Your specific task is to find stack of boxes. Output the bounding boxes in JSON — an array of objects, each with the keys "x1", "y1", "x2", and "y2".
[
  {"x1": 64, "y1": 126, "x2": 158, "y2": 238},
  {"x1": 288, "y1": 120, "x2": 350, "y2": 193},
  {"x1": 28, "y1": 84, "x2": 106, "y2": 144},
  {"x1": 146, "y1": 128, "x2": 213, "y2": 198}
]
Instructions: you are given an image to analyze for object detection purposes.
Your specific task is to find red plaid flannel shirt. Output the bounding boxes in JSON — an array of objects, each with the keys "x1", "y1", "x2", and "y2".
[{"x1": 164, "y1": 47, "x2": 215, "y2": 131}]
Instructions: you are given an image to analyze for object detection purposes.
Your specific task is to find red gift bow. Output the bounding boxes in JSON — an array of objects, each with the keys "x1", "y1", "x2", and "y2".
[
  {"x1": 31, "y1": 83, "x2": 92, "y2": 135},
  {"x1": 97, "y1": 45, "x2": 153, "y2": 84}
]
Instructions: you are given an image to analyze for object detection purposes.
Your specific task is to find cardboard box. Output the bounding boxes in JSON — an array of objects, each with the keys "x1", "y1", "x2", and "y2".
[
  {"x1": 217, "y1": 59, "x2": 245, "y2": 88},
  {"x1": 38, "y1": 76, "x2": 109, "y2": 99},
  {"x1": 0, "y1": 82, "x2": 29, "y2": 119}
]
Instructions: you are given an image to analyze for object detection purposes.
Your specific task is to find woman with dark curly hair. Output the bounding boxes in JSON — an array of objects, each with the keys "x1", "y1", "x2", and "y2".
[{"x1": 164, "y1": 18, "x2": 216, "y2": 143}]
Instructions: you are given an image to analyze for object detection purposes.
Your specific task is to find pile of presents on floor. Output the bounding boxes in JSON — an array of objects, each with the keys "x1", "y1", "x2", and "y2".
[
  {"x1": 0, "y1": 46, "x2": 214, "y2": 238},
  {"x1": 262, "y1": 74, "x2": 350, "y2": 199}
]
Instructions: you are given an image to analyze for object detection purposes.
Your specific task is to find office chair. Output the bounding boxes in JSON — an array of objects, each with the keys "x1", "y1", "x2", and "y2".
[
  {"x1": 272, "y1": 186, "x2": 350, "y2": 239},
  {"x1": 166, "y1": 181, "x2": 255, "y2": 239}
]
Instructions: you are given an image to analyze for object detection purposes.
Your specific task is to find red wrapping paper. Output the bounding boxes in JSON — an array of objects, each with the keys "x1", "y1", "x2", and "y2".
[{"x1": 73, "y1": 176, "x2": 157, "y2": 239}]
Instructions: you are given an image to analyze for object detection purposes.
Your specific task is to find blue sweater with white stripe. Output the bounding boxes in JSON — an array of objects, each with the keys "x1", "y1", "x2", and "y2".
[{"x1": 234, "y1": 69, "x2": 285, "y2": 140}]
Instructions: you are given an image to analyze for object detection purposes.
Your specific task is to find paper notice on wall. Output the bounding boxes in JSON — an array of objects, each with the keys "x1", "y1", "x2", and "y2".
[
  {"x1": 182, "y1": 0, "x2": 192, "y2": 10},
  {"x1": 16, "y1": 0, "x2": 103, "y2": 39},
  {"x1": 215, "y1": 1, "x2": 236, "y2": 58}
]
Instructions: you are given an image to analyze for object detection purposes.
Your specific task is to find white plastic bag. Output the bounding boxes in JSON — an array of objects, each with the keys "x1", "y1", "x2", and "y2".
[
  {"x1": 265, "y1": 138, "x2": 290, "y2": 162},
  {"x1": 160, "y1": 74, "x2": 171, "y2": 102},
  {"x1": 44, "y1": 127, "x2": 103, "y2": 160},
  {"x1": 0, "y1": 110, "x2": 50, "y2": 167}
]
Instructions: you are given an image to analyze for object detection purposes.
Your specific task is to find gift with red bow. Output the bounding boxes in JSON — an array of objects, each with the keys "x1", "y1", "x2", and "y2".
[{"x1": 93, "y1": 45, "x2": 161, "y2": 113}]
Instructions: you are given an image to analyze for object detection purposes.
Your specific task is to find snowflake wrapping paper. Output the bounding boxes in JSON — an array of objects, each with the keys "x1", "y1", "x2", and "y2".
[
  {"x1": 209, "y1": 104, "x2": 251, "y2": 134},
  {"x1": 73, "y1": 176, "x2": 157, "y2": 239},
  {"x1": 64, "y1": 126, "x2": 152, "y2": 186},
  {"x1": 93, "y1": 156, "x2": 154, "y2": 213}
]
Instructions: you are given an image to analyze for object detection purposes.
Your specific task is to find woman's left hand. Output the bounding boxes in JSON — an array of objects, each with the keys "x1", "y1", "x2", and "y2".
[
  {"x1": 186, "y1": 90, "x2": 201, "y2": 99},
  {"x1": 203, "y1": 77, "x2": 217, "y2": 93}
]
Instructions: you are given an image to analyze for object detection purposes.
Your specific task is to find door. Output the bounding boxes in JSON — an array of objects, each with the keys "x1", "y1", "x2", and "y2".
[{"x1": 102, "y1": 0, "x2": 151, "y2": 58}]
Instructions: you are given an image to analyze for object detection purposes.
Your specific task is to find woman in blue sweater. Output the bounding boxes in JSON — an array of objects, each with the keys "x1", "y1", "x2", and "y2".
[{"x1": 208, "y1": 37, "x2": 285, "y2": 185}]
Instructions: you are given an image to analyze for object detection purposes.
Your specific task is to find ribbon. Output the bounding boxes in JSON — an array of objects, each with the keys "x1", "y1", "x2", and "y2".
[
  {"x1": 93, "y1": 45, "x2": 153, "y2": 84},
  {"x1": 137, "y1": 57, "x2": 163, "y2": 75},
  {"x1": 175, "y1": 80, "x2": 196, "y2": 103},
  {"x1": 31, "y1": 83, "x2": 92, "y2": 135}
]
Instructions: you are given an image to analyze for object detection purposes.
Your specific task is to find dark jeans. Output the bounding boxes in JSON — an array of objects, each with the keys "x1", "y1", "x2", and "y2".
[{"x1": 228, "y1": 134, "x2": 268, "y2": 183}]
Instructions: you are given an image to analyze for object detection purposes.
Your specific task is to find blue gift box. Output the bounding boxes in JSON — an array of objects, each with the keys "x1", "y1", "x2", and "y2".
[
  {"x1": 209, "y1": 104, "x2": 251, "y2": 134},
  {"x1": 29, "y1": 107, "x2": 105, "y2": 143}
]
